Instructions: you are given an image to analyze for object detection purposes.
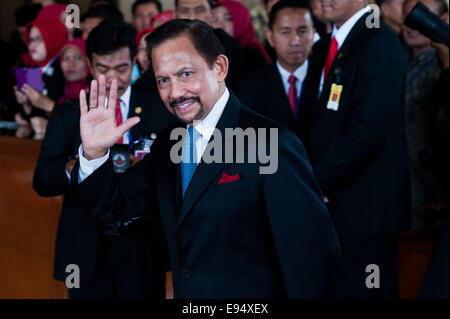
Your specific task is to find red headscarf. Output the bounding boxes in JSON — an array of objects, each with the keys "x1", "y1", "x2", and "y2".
[
  {"x1": 215, "y1": 0, "x2": 271, "y2": 62},
  {"x1": 36, "y1": 4, "x2": 66, "y2": 21},
  {"x1": 23, "y1": 18, "x2": 69, "y2": 67},
  {"x1": 136, "y1": 27, "x2": 156, "y2": 47},
  {"x1": 59, "y1": 38, "x2": 91, "y2": 103},
  {"x1": 150, "y1": 10, "x2": 174, "y2": 27}
]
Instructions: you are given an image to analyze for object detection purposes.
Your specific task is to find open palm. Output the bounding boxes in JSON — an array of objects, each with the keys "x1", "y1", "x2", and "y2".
[{"x1": 79, "y1": 75, "x2": 140, "y2": 160}]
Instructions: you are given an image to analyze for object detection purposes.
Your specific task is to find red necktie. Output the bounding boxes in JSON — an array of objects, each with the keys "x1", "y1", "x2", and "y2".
[
  {"x1": 115, "y1": 100, "x2": 124, "y2": 144},
  {"x1": 288, "y1": 75, "x2": 298, "y2": 119},
  {"x1": 323, "y1": 37, "x2": 338, "y2": 83}
]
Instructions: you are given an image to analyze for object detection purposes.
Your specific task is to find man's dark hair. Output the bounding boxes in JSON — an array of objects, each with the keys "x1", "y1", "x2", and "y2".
[
  {"x1": 146, "y1": 19, "x2": 225, "y2": 68},
  {"x1": 132, "y1": 0, "x2": 162, "y2": 16},
  {"x1": 90, "y1": 0, "x2": 119, "y2": 8},
  {"x1": 86, "y1": 19, "x2": 137, "y2": 61},
  {"x1": 81, "y1": 4, "x2": 124, "y2": 22},
  {"x1": 269, "y1": 0, "x2": 312, "y2": 29},
  {"x1": 174, "y1": 0, "x2": 214, "y2": 10}
]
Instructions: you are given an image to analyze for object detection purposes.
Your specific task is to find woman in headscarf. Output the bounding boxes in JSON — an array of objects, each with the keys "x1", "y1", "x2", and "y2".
[
  {"x1": 150, "y1": 10, "x2": 174, "y2": 28},
  {"x1": 136, "y1": 27, "x2": 155, "y2": 73},
  {"x1": 213, "y1": 0, "x2": 271, "y2": 74},
  {"x1": 58, "y1": 38, "x2": 91, "y2": 103},
  {"x1": 14, "y1": 17, "x2": 68, "y2": 139},
  {"x1": 132, "y1": 28, "x2": 159, "y2": 95}
]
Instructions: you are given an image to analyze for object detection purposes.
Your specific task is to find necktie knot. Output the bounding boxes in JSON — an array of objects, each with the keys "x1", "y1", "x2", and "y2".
[{"x1": 288, "y1": 75, "x2": 297, "y2": 85}]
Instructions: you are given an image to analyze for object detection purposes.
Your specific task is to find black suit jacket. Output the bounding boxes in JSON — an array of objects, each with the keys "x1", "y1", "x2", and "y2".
[
  {"x1": 33, "y1": 88, "x2": 177, "y2": 285},
  {"x1": 75, "y1": 92, "x2": 342, "y2": 298},
  {"x1": 237, "y1": 65, "x2": 297, "y2": 131},
  {"x1": 297, "y1": 16, "x2": 411, "y2": 238}
]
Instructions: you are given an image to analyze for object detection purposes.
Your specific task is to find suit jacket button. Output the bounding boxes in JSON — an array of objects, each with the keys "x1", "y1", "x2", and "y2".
[{"x1": 181, "y1": 268, "x2": 191, "y2": 278}]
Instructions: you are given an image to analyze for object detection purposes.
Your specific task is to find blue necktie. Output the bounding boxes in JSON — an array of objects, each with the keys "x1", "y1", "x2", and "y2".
[{"x1": 181, "y1": 126, "x2": 199, "y2": 198}]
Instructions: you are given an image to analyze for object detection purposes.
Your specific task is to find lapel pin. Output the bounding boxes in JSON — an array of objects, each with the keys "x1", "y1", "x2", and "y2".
[
  {"x1": 135, "y1": 107, "x2": 142, "y2": 114},
  {"x1": 338, "y1": 52, "x2": 343, "y2": 60}
]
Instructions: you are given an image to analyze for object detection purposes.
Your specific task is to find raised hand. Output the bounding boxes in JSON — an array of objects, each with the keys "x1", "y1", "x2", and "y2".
[{"x1": 79, "y1": 75, "x2": 140, "y2": 160}]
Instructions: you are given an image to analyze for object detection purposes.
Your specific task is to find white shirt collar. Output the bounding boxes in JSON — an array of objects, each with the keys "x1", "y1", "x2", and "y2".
[
  {"x1": 41, "y1": 56, "x2": 58, "y2": 75},
  {"x1": 119, "y1": 85, "x2": 132, "y2": 107},
  {"x1": 332, "y1": 6, "x2": 371, "y2": 49},
  {"x1": 191, "y1": 87, "x2": 229, "y2": 141},
  {"x1": 276, "y1": 60, "x2": 309, "y2": 95}
]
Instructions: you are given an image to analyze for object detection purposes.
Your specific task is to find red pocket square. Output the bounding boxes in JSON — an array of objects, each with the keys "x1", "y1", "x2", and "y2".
[{"x1": 218, "y1": 172, "x2": 240, "y2": 184}]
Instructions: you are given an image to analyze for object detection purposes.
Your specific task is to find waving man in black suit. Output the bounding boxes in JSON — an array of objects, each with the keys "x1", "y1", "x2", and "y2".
[{"x1": 74, "y1": 19, "x2": 341, "y2": 298}]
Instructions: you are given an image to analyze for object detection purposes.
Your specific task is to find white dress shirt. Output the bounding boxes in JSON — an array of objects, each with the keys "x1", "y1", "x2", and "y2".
[
  {"x1": 319, "y1": 6, "x2": 371, "y2": 94},
  {"x1": 276, "y1": 60, "x2": 309, "y2": 97},
  {"x1": 187, "y1": 87, "x2": 229, "y2": 164},
  {"x1": 77, "y1": 87, "x2": 230, "y2": 183}
]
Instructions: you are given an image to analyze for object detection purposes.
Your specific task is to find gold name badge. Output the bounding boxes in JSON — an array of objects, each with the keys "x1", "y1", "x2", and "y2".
[{"x1": 326, "y1": 83, "x2": 343, "y2": 111}]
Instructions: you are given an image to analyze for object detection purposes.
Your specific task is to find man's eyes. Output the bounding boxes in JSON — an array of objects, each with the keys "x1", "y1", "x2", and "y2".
[
  {"x1": 158, "y1": 78, "x2": 169, "y2": 85},
  {"x1": 195, "y1": 7, "x2": 206, "y2": 14},
  {"x1": 182, "y1": 71, "x2": 192, "y2": 77}
]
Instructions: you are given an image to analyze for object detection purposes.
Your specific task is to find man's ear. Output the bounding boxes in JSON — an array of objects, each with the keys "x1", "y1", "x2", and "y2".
[
  {"x1": 266, "y1": 29, "x2": 274, "y2": 48},
  {"x1": 214, "y1": 54, "x2": 229, "y2": 83}
]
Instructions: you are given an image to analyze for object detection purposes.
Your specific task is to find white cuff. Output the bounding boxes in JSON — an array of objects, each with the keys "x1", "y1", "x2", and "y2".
[{"x1": 78, "y1": 144, "x2": 110, "y2": 183}]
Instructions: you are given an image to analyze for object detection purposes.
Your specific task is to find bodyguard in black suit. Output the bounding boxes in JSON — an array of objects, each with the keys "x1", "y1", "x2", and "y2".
[
  {"x1": 297, "y1": 1, "x2": 410, "y2": 298},
  {"x1": 33, "y1": 19, "x2": 176, "y2": 298},
  {"x1": 74, "y1": 19, "x2": 341, "y2": 298},
  {"x1": 237, "y1": 0, "x2": 316, "y2": 132}
]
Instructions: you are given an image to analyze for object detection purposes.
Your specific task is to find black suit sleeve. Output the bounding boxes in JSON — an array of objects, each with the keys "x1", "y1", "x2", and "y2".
[
  {"x1": 33, "y1": 102, "x2": 74, "y2": 196},
  {"x1": 73, "y1": 149, "x2": 158, "y2": 226},
  {"x1": 313, "y1": 32, "x2": 407, "y2": 193},
  {"x1": 262, "y1": 130, "x2": 342, "y2": 298}
]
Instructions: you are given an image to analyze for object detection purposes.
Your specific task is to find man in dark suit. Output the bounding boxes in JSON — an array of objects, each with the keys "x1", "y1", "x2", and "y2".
[
  {"x1": 297, "y1": 0, "x2": 410, "y2": 298},
  {"x1": 74, "y1": 19, "x2": 341, "y2": 298},
  {"x1": 33, "y1": 19, "x2": 176, "y2": 298},
  {"x1": 237, "y1": 0, "x2": 316, "y2": 132}
]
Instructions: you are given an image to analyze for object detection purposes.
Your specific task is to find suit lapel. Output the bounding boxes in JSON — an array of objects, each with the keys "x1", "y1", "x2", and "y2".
[{"x1": 176, "y1": 93, "x2": 242, "y2": 230}]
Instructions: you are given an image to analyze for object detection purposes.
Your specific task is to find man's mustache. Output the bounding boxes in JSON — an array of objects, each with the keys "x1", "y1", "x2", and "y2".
[{"x1": 170, "y1": 96, "x2": 200, "y2": 108}]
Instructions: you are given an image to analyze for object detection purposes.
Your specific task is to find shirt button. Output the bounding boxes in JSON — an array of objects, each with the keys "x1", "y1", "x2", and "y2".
[{"x1": 181, "y1": 268, "x2": 191, "y2": 278}]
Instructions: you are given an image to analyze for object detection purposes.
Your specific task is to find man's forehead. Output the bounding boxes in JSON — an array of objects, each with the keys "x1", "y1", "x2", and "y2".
[
  {"x1": 93, "y1": 47, "x2": 132, "y2": 64},
  {"x1": 152, "y1": 36, "x2": 202, "y2": 73},
  {"x1": 137, "y1": 2, "x2": 158, "y2": 13},
  {"x1": 178, "y1": 0, "x2": 210, "y2": 8},
  {"x1": 274, "y1": 8, "x2": 313, "y2": 27}
]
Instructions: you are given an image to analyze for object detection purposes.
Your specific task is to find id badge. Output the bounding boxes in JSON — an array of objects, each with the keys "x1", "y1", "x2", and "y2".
[{"x1": 326, "y1": 83, "x2": 343, "y2": 111}]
